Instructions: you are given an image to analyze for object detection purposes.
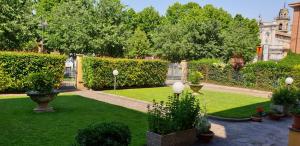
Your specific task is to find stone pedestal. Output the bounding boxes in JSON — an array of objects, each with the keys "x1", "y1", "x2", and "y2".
[
  {"x1": 76, "y1": 54, "x2": 85, "y2": 90},
  {"x1": 180, "y1": 60, "x2": 188, "y2": 84},
  {"x1": 289, "y1": 2, "x2": 300, "y2": 54},
  {"x1": 288, "y1": 127, "x2": 300, "y2": 146}
]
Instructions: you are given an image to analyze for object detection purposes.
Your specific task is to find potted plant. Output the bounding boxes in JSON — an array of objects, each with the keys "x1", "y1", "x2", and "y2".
[
  {"x1": 188, "y1": 71, "x2": 204, "y2": 94},
  {"x1": 195, "y1": 115, "x2": 214, "y2": 143},
  {"x1": 251, "y1": 106, "x2": 264, "y2": 122},
  {"x1": 26, "y1": 72, "x2": 59, "y2": 112},
  {"x1": 147, "y1": 92, "x2": 200, "y2": 146},
  {"x1": 268, "y1": 108, "x2": 284, "y2": 121},
  {"x1": 271, "y1": 87, "x2": 298, "y2": 115},
  {"x1": 291, "y1": 105, "x2": 300, "y2": 130}
]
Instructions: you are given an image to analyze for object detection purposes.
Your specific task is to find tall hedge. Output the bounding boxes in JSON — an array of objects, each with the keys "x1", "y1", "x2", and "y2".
[
  {"x1": 189, "y1": 59, "x2": 296, "y2": 91},
  {"x1": 83, "y1": 57, "x2": 168, "y2": 90},
  {"x1": 0, "y1": 52, "x2": 67, "y2": 92}
]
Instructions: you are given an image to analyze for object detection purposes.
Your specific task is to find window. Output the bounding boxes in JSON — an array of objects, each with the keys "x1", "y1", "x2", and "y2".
[{"x1": 279, "y1": 23, "x2": 283, "y2": 30}]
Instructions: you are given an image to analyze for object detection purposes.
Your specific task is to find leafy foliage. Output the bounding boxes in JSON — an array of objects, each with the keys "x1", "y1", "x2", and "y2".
[
  {"x1": 0, "y1": 52, "x2": 66, "y2": 92},
  {"x1": 195, "y1": 116, "x2": 211, "y2": 134},
  {"x1": 76, "y1": 122, "x2": 131, "y2": 146},
  {"x1": 279, "y1": 52, "x2": 300, "y2": 67},
  {"x1": 148, "y1": 92, "x2": 200, "y2": 134},
  {"x1": 82, "y1": 57, "x2": 168, "y2": 89},
  {"x1": 125, "y1": 28, "x2": 151, "y2": 58},
  {"x1": 188, "y1": 71, "x2": 203, "y2": 84},
  {"x1": 0, "y1": 0, "x2": 37, "y2": 50},
  {"x1": 271, "y1": 87, "x2": 298, "y2": 106},
  {"x1": 26, "y1": 72, "x2": 55, "y2": 93}
]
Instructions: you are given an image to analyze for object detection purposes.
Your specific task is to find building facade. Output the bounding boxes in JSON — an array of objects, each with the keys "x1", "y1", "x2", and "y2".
[{"x1": 259, "y1": 6, "x2": 291, "y2": 61}]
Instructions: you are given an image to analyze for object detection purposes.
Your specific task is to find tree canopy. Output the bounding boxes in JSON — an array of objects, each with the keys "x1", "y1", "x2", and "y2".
[{"x1": 0, "y1": 1, "x2": 260, "y2": 63}]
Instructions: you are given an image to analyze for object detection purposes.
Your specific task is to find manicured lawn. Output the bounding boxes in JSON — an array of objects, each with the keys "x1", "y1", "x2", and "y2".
[
  {"x1": 104, "y1": 87, "x2": 270, "y2": 118},
  {"x1": 0, "y1": 95, "x2": 147, "y2": 146}
]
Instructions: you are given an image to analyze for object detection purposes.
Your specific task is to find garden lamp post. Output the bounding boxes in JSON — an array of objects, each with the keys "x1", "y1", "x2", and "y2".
[
  {"x1": 32, "y1": 8, "x2": 48, "y2": 53},
  {"x1": 172, "y1": 82, "x2": 185, "y2": 97},
  {"x1": 113, "y1": 69, "x2": 119, "y2": 92},
  {"x1": 285, "y1": 77, "x2": 294, "y2": 90}
]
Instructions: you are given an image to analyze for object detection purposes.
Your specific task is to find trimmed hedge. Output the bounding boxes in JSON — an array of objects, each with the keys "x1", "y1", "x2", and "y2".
[
  {"x1": 0, "y1": 52, "x2": 66, "y2": 92},
  {"x1": 82, "y1": 57, "x2": 168, "y2": 90},
  {"x1": 189, "y1": 59, "x2": 297, "y2": 91}
]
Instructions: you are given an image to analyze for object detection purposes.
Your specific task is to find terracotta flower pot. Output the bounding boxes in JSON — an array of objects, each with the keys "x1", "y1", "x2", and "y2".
[
  {"x1": 197, "y1": 130, "x2": 214, "y2": 143},
  {"x1": 26, "y1": 90, "x2": 59, "y2": 112},
  {"x1": 268, "y1": 113, "x2": 284, "y2": 121},
  {"x1": 189, "y1": 84, "x2": 203, "y2": 93},
  {"x1": 292, "y1": 115, "x2": 300, "y2": 130}
]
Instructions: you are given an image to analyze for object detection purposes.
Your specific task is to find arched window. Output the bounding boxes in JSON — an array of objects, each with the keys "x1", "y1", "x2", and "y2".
[{"x1": 279, "y1": 23, "x2": 283, "y2": 30}]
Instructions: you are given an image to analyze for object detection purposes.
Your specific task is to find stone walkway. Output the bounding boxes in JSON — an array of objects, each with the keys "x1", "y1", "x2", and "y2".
[{"x1": 75, "y1": 90, "x2": 291, "y2": 146}]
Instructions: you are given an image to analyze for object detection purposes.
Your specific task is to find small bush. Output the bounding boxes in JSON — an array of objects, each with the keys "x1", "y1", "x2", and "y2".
[
  {"x1": 0, "y1": 51, "x2": 66, "y2": 92},
  {"x1": 26, "y1": 72, "x2": 55, "y2": 93},
  {"x1": 292, "y1": 65, "x2": 300, "y2": 88},
  {"x1": 83, "y1": 57, "x2": 168, "y2": 89},
  {"x1": 148, "y1": 92, "x2": 200, "y2": 134},
  {"x1": 188, "y1": 71, "x2": 203, "y2": 84},
  {"x1": 271, "y1": 87, "x2": 298, "y2": 106},
  {"x1": 76, "y1": 122, "x2": 131, "y2": 146}
]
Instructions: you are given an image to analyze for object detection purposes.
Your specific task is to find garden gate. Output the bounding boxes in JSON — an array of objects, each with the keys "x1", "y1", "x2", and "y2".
[
  {"x1": 60, "y1": 57, "x2": 77, "y2": 90},
  {"x1": 167, "y1": 63, "x2": 182, "y2": 80}
]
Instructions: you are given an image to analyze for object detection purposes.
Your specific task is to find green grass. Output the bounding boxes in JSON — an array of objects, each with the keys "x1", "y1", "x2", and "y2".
[
  {"x1": 104, "y1": 87, "x2": 270, "y2": 118},
  {"x1": 0, "y1": 95, "x2": 147, "y2": 146}
]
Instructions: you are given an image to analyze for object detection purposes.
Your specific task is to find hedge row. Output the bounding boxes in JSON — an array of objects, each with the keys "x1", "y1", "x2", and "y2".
[
  {"x1": 0, "y1": 52, "x2": 67, "y2": 92},
  {"x1": 189, "y1": 59, "x2": 297, "y2": 91},
  {"x1": 82, "y1": 57, "x2": 168, "y2": 90}
]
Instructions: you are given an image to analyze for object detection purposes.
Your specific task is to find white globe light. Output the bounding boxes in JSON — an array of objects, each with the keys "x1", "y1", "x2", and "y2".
[
  {"x1": 285, "y1": 77, "x2": 294, "y2": 85},
  {"x1": 113, "y1": 70, "x2": 119, "y2": 76},
  {"x1": 172, "y1": 82, "x2": 185, "y2": 94}
]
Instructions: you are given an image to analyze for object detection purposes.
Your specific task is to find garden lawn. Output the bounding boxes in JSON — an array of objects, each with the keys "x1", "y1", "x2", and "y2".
[
  {"x1": 104, "y1": 87, "x2": 270, "y2": 119},
  {"x1": 0, "y1": 95, "x2": 147, "y2": 146}
]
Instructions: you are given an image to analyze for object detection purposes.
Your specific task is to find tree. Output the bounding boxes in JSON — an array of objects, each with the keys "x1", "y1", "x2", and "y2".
[
  {"x1": 0, "y1": 0, "x2": 37, "y2": 50},
  {"x1": 125, "y1": 28, "x2": 151, "y2": 58},
  {"x1": 223, "y1": 15, "x2": 260, "y2": 62},
  {"x1": 136, "y1": 6, "x2": 161, "y2": 33}
]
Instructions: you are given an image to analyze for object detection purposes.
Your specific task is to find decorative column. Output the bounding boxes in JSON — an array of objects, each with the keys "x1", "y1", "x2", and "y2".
[
  {"x1": 289, "y1": 2, "x2": 300, "y2": 54},
  {"x1": 180, "y1": 60, "x2": 188, "y2": 84},
  {"x1": 76, "y1": 54, "x2": 85, "y2": 90}
]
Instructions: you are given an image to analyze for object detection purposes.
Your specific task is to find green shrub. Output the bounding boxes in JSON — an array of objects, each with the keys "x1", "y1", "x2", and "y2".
[
  {"x1": 0, "y1": 51, "x2": 66, "y2": 92},
  {"x1": 195, "y1": 116, "x2": 211, "y2": 134},
  {"x1": 83, "y1": 57, "x2": 168, "y2": 89},
  {"x1": 292, "y1": 65, "x2": 300, "y2": 88},
  {"x1": 76, "y1": 122, "x2": 131, "y2": 146},
  {"x1": 188, "y1": 71, "x2": 203, "y2": 84},
  {"x1": 279, "y1": 52, "x2": 300, "y2": 67},
  {"x1": 148, "y1": 92, "x2": 200, "y2": 134},
  {"x1": 26, "y1": 72, "x2": 56, "y2": 93},
  {"x1": 242, "y1": 61, "x2": 292, "y2": 90},
  {"x1": 271, "y1": 87, "x2": 298, "y2": 106}
]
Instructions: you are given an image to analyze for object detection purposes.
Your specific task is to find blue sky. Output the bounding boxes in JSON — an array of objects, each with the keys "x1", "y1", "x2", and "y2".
[{"x1": 121, "y1": 0, "x2": 297, "y2": 21}]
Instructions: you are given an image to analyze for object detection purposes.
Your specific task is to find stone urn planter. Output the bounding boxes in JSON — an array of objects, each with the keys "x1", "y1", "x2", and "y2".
[
  {"x1": 146, "y1": 129, "x2": 197, "y2": 146},
  {"x1": 26, "y1": 90, "x2": 59, "y2": 112},
  {"x1": 229, "y1": 54, "x2": 244, "y2": 71},
  {"x1": 197, "y1": 130, "x2": 214, "y2": 143},
  {"x1": 189, "y1": 84, "x2": 203, "y2": 94},
  {"x1": 268, "y1": 113, "x2": 284, "y2": 121}
]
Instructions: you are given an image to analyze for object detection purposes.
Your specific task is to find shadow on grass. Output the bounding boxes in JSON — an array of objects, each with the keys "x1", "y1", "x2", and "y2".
[{"x1": 208, "y1": 101, "x2": 271, "y2": 119}]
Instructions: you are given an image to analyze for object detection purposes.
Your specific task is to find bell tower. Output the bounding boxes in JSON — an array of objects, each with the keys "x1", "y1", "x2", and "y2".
[{"x1": 276, "y1": 4, "x2": 290, "y2": 33}]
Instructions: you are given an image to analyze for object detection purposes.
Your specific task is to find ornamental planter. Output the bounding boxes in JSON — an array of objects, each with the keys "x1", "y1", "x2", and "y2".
[
  {"x1": 189, "y1": 84, "x2": 203, "y2": 94},
  {"x1": 292, "y1": 115, "x2": 300, "y2": 130},
  {"x1": 197, "y1": 130, "x2": 214, "y2": 143},
  {"x1": 26, "y1": 90, "x2": 59, "y2": 112},
  {"x1": 146, "y1": 128, "x2": 197, "y2": 146},
  {"x1": 229, "y1": 55, "x2": 244, "y2": 71},
  {"x1": 251, "y1": 115, "x2": 262, "y2": 122}
]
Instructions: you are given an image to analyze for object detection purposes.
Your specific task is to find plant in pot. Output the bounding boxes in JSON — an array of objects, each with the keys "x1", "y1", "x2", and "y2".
[
  {"x1": 188, "y1": 71, "x2": 204, "y2": 94},
  {"x1": 291, "y1": 105, "x2": 300, "y2": 130},
  {"x1": 268, "y1": 108, "x2": 284, "y2": 121},
  {"x1": 251, "y1": 106, "x2": 264, "y2": 122},
  {"x1": 195, "y1": 114, "x2": 214, "y2": 143},
  {"x1": 271, "y1": 87, "x2": 298, "y2": 116},
  {"x1": 26, "y1": 72, "x2": 59, "y2": 112},
  {"x1": 147, "y1": 92, "x2": 200, "y2": 146}
]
